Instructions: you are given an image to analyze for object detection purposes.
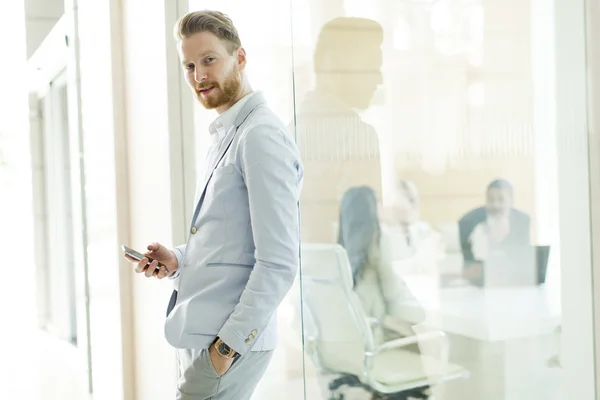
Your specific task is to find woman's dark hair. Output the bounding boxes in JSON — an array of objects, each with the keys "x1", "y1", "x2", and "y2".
[{"x1": 337, "y1": 186, "x2": 380, "y2": 285}]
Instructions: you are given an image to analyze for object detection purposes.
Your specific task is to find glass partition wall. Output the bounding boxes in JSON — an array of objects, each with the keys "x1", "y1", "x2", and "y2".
[{"x1": 185, "y1": 0, "x2": 596, "y2": 399}]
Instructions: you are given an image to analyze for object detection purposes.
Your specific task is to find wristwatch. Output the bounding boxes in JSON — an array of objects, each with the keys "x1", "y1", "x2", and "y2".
[{"x1": 214, "y1": 337, "x2": 237, "y2": 359}]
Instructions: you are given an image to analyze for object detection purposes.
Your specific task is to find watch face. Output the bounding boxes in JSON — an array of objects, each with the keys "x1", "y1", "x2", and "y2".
[{"x1": 218, "y1": 341, "x2": 231, "y2": 355}]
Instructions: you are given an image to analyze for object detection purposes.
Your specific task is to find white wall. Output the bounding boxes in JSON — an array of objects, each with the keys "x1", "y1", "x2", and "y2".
[
  {"x1": 65, "y1": 0, "x2": 131, "y2": 398},
  {"x1": 26, "y1": 0, "x2": 188, "y2": 398},
  {"x1": 0, "y1": 0, "x2": 38, "y2": 396},
  {"x1": 119, "y1": 0, "x2": 184, "y2": 398},
  {"x1": 64, "y1": 0, "x2": 192, "y2": 397}
]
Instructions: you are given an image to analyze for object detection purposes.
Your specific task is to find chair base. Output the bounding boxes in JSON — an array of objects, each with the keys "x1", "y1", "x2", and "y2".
[{"x1": 328, "y1": 374, "x2": 430, "y2": 400}]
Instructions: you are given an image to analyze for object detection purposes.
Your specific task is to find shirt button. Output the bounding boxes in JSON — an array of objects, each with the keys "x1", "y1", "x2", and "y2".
[{"x1": 190, "y1": 227, "x2": 197, "y2": 234}]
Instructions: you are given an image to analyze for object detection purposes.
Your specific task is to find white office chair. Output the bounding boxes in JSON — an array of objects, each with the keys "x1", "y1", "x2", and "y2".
[{"x1": 300, "y1": 243, "x2": 468, "y2": 399}]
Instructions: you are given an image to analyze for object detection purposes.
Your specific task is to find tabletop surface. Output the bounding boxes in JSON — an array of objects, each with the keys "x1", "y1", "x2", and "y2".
[{"x1": 397, "y1": 274, "x2": 562, "y2": 342}]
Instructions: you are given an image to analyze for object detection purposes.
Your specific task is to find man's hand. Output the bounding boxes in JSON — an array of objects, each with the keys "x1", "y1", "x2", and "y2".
[
  {"x1": 208, "y1": 344, "x2": 234, "y2": 377},
  {"x1": 124, "y1": 242, "x2": 178, "y2": 279}
]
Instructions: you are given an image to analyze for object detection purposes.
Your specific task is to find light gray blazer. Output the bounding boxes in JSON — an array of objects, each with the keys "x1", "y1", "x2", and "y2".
[{"x1": 165, "y1": 92, "x2": 304, "y2": 355}]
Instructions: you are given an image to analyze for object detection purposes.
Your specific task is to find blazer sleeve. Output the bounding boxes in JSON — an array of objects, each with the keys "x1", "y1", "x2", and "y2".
[
  {"x1": 217, "y1": 123, "x2": 304, "y2": 355},
  {"x1": 169, "y1": 244, "x2": 187, "y2": 282}
]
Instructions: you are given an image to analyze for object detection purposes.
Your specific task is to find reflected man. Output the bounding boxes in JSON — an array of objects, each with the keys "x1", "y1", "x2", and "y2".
[{"x1": 292, "y1": 17, "x2": 384, "y2": 243}]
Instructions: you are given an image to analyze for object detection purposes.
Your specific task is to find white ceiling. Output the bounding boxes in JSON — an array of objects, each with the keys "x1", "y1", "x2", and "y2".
[{"x1": 24, "y1": 0, "x2": 63, "y2": 58}]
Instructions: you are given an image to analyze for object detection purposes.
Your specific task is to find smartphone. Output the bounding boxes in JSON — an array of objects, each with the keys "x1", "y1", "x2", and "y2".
[{"x1": 121, "y1": 245, "x2": 169, "y2": 272}]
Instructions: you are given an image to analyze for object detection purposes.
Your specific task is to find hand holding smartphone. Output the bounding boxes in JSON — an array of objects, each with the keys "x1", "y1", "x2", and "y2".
[{"x1": 121, "y1": 245, "x2": 169, "y2": 273}]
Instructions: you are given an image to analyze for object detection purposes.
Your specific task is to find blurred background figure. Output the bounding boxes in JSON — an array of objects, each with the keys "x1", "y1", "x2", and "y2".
[
  {"x1": 460, "y1": 179, "x2": 531, "y2": 261},
  {"x1": 381, "y1": 179, "x2": 445, "y2": 272},
  {"x1": 458, "y1": 179, "x2": 531, "y2": 279},
  {"x1": 292, "y1": 17, "x2": 384, "y2": 244},
  {"x1": 337, "y1": 186, "x2": 425, "y2": 340}
]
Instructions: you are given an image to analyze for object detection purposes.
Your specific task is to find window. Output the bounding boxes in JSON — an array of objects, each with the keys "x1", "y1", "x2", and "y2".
[{"x1": 181, "y1": 1, "x2": 596, "y2": 398}]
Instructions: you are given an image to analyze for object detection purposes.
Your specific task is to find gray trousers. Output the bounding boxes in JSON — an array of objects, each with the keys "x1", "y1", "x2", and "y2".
[{"x1": 176, "y1": 348, "x2": 273, "y2": 400}]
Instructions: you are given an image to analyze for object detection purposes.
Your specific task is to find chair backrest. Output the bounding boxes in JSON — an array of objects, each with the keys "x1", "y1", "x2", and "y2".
[{"x1": 300, "y1": 243, "x2": 375, "y2": 377}]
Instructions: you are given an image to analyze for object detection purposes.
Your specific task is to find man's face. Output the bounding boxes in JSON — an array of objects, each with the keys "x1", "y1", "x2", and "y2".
[
  {"x1": 178, "y1": 32, "x2": 244, "y2": 111},
  {"x1": 486, "y1": 188, "x2": 512, "y2": 217}
]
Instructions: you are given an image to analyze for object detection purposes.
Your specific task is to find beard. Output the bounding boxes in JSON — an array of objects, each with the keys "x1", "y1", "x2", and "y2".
[{"x1": 195, "y1": 68, "x2": 241, "y2": 110}]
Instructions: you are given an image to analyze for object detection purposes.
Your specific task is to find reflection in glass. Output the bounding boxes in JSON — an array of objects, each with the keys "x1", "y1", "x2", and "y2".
[
  {"x1": 182, "y1": 1, "x2": 593, "y2": 398},
  {"x1": 291, "y1": 1, "x2": 579, "y2": 399},
  {"x1": 293, "y1": 17, "x2": 384, "y2": 244}
]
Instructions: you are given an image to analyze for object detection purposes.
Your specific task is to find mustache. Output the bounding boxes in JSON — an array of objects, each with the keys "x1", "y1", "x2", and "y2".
[{"x1": 196, "y1": 82, "x2": 218, "y2": 91}]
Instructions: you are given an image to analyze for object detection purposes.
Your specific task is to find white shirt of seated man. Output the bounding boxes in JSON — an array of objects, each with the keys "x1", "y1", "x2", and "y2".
[
  {"x1": 380, "y1": 180, "x2": 445, "y2": 273},
  {"x1": 469, "y1": 214, "x2": 510, "y2": 261}
]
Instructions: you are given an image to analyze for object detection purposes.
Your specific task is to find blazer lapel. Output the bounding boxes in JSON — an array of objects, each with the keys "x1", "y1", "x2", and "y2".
[{"x1": 189, "y1": 93, "x2": 267, "y2": 227}]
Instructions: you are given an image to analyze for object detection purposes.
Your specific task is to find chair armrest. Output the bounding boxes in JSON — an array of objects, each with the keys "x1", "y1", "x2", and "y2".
[
  {"x1": 364, "y1": 330, "x2": 451, "y2": 389},
  {"x1": 368, "y1": 330, "x2": 448, "y2": 357}
]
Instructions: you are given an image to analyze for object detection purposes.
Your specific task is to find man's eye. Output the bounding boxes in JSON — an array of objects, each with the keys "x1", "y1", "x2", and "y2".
[
  {"x1": 185, "y1": 64, "x2": 194, "y2": 71},
  {"x1": 205, "y1": 57, "x2": 215, "y2": 64}
]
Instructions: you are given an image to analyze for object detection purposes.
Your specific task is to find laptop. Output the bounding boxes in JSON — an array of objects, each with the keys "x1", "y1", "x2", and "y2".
[{"x1": 482, "y1": 245, "x2": 550, "y2": 287}]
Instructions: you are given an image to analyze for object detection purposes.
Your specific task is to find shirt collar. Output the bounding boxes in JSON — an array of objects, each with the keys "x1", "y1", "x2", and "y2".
[{"x1": 209, "y1": 91, "x2": 260, "y2": 141}]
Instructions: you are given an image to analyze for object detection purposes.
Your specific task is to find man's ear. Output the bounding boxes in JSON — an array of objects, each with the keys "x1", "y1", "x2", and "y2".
[{"x1": 236, "y1": 47, "x2": 247, "y2": 70}]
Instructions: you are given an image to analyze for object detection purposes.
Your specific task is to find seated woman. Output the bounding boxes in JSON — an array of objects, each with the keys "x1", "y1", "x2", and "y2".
[{"x1": 337, "y1": 186, "x2": 425, "y2": 339}]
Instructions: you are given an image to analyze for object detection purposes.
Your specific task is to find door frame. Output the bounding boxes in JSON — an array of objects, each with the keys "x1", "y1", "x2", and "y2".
[
  {"x1": 585, "y1": 0, "x2": 600, "y2": 396},
  {"x1": 165, "y1": 0, "x2": 195, "y2": 237},
  {"x1": 28, "y1": 13, "x2": 94, "y2": 397}
]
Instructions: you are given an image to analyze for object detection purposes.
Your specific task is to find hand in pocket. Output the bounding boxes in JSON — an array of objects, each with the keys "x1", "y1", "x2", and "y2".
[{"x1": 208, "y1": 345, "x2": 234, "y2": 377}]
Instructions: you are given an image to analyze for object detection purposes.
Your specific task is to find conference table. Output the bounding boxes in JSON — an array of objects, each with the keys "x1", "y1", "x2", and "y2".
[{"x1": 393, "y1": 272, "x2": 563, "y2": 400}]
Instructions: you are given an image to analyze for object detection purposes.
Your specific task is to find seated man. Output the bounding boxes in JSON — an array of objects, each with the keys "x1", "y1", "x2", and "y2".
[
  {"x1": 458, "y1": 179, "x2": 531, "y2": 281},
  {"x1": 380, "y1": 179, "x2": 444, "y2": 272}
]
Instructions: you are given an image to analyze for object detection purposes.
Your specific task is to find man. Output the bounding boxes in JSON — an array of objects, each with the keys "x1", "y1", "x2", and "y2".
[
  {"x1": 291, "y1": 17, "x2": 383, "y2": 243},
  {"x1": 458, "y1": 179, "x2": 531, "y2": 279},
  {"x1": 124, "y1": 10, "x2": 303, "y2": 400}
]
